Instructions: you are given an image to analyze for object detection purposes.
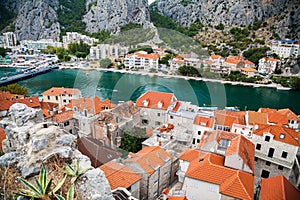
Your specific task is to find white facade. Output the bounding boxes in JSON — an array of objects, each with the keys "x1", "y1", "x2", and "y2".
[
  {"x1": 271, "y1": 40, "x2": 300, "y2": 58},
  {"x1": 124, "y1": 51, "x2": 160, "y2": 70},
  {"x1": 258, "y1": 57, "x2": 280, "y2": 74},
  {"x1": 3, "y1": 32, "x2": 17, "y2": 48},
  {"x1": 90, "y1": 44, "x2": 128, "y2": 60},
  {"x1": 62, "y1": 32, "x2": 98, "y2": 48},
  {"x1": 21, "y1": 39, "x2": 62, "y2": 51}
]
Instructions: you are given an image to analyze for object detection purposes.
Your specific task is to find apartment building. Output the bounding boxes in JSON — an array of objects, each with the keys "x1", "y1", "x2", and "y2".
[
  {"x1": 42, "y1": 87, "x2": 82, "y2": 107},
  {"x1": 124, "y1": 51, "x2": 160, "y2": 70},
  {"x1": 3, "y1": 32, "x2": 17, "y2": 48},
  {"x1": 271, "y1": 40, "x2": 300, "y2": 58},
  {"x1": 90, "y1": 44, "x2": 128, "y2": 60},
  {"x1": 258, "y1": 57, "x2": 280, "y2": 74}
]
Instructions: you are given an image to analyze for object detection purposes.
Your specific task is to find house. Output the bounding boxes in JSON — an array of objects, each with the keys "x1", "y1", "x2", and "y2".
[
  {"x1": 62, "y1": 32, "x2": 98, "y2": 48},
  {"x1": 68, "y1": 96, "x2": 115, "y2": 137},
  {"x1": 169, "y1": 58, "x2": 184, "y2": 70},
  {"x1": 40, "y1": 102, "x2": 59, "y2": 119},
  {"x1": 0, "y1": 91, "x2": 23, "y2": 100},
  {"x1": 77, "y1": 137, "x2": 121, "y2": 167},
  {"x1": 90, "y1": 44, "x2": 128, "y2": 60},
  {"x1": 183, "y1": 153, "x2": 254, "y2": 200},
  {"x1": 240, "y1": 67, "x2": 258, "y2": 77},
  {"x1": 244, "y1": 60, "x2": 256, "y2": 68},
  {"x1": 258, "y1": 57, "x2": 280, "y2": 74},
  {"x1": 271, "y1": 40, "x2": 300, "y2": 58},
  {"x1": 124, "y1": 51, "x2": 160, "y2": 70},
  {"x1": 124, "y1": 146, "x2": 172, "y2": 200},
  {"x1": 100, "y1": 161, "x2": 141, "y2": 199},
  {"x1": 252, "y1": 124, "x2": 300, "y2": 185},
  {"x1": 198, "y1": 130, "x2": 255, "y2": 174},
  {"x1": 161, "y1": 188, "x2": 188, "y2": 200},
  {"x1": 213, "y1": 110, "x2": 245, "y2": 132},
  {"x1": 209, "y1": 55, "x2": 224, "y2": 65},
  {"x1": 277, "y1": 108, "x2": 300, "y2": 130},
  {"x1": 42, "y1": 87, "x2": 82, "y2": 107},
  {"x1": 52, "y1": 111, "x2": 76, "y2": 134},
  {"x1": 136, "y1": 91, "x2": 177, "y2": 129},
  {"x1": 191, "y1": 115, "x2": 214, "y2": 148},
  {"x1": 260, "y1": 175, "x2": 300, "y2": 200},
  {"x1": 223, "y1": 56, "x2": 244, "y2": 71}
]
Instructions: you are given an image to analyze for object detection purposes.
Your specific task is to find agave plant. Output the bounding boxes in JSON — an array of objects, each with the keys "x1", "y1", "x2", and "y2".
[
  {"x1": 65, "y1": 160, "x2": 92, "y2": 184},
  {"x1": 54, "y1": 184, "x2": 74, "y2": 200},
  {"x1": 17, "y1": 167, "x2": 66, "y2": 200}
]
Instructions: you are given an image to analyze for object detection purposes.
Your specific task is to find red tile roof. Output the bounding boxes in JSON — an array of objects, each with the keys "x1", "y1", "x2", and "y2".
[
  {"x1": 193, "y1": 115, "x2": 214, "y2": 128},
  {"x1": 0, "y1": 99, "x2": 13, "y2": 111},
  {"x1": 253, "y1": 124, "x2": 300, "y2": 146},
  {"x1": 210, "y1": 55, "x2": 222, "y2": 59},
  {"x1": 136, "y1": 91, "x2": 176, "y2": 110},
  {"x1": 186, "y1": 153, "x2": 254, "y2": 200},
  {"x1": 43, "y1": 87, "x2": 81, "y2": 96},
  {"x1": 225, "y1": 58, "x2": 241, "y2": 65},
  {"x1": 244, "y1": 60, "x2": 255, "y2": 65},
  {"x1": 100, "y1": 161, "x2": 141, "y2": 190},
  {"x1": 0, "y1": 96, "x2": 40, "y2": 111},
  {"x1": 277, "y1": 108, "x2": 299, "y2": 121},
  {"x1": 261, "y1": 175, "x2": 300, "y2": 200},
  {"x1": 247, "y1": 111, "x2": 268, "y2": 125},
  {"x1": 136, "y1": 53, "x2": 160, "y2": 60},
  {"x1": 258, "y1": 108, "x2": 295, "y2": 125},
  {"x1": 68, "y1": 96, "x2": 114, "y2": 115},
  {"x1": 178, "y1": 149, "x2": 207, "y2": 162},
  {"x1": 172, "y1": 101, "x2": 181, "y2": 112},
  {"x1": 241, "y1": 67, "x2": 258, "y2": 72},
  {"x1": 40, "y1": 102, "x2": 59, "y2": 118},
  {"x1": 214, "y1": 110, "x2": 245, "y2": 128},
  {"x1": 199, "y1": 130, "x2": 254, "y2": 172},
  {"x1": 53, "y1": 111, "x2": 73, "y2": 123},
  {"x1": 125, "y1": 146, "x2": 172, "y2": 175},
  {"x1": 0, "y1": 91, "x2": 23, "y2": 100},
  {"x1": 0, "y1": 128, "x2": 6, "y2": 152},
  {"x1": 168, "y1": 197, "x2": 188, "y2": 200},
  {"x1": 262, "y1": 57, "x2": 279, "y2": 62}
]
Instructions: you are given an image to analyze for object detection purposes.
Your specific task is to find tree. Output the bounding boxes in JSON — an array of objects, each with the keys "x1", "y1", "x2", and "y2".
[
  {"x1": 178, "y1": 65, "x2": 200, "y2": 77},
  {"x1": 119, "y1": 127, "x2": 148, "y2": 153},
  {"x1": 0, "y1": 84, "x2": 29, "y2": 96},
  {"x1": 0, "y1": 47, "x2": 8, "y2": 57},
  {"x1": 243, "y1": 46, "x2": 270, "y2": 64},
  {"x1": 99, "y1": 58, "x2": 112, "y2": 68},
  {"x1": 290, "y1": 77, "x2": 300, "y2": 90}
]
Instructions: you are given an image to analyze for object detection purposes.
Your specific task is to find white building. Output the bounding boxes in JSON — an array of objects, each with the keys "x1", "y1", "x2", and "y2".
[
  {"x1": 258, "y1": 57, "x2": 280, "y2": 74},
  {"x1": 20, "y1": 39, "x2": 62, "y2": 51},
  {"x1": 124, "y1": 51, "x2": 160, "y2": 70},
  {"x1": 62, "y1": 32, "x2": 98, "y2": 48},
  {"x1": 271, "y1": 40, "x2": 300, "y2": 58},
  {"x1": 90, "y1": 44, "x2": 128, "y2": 60},
  {"x1": 42, "y1": 87, "x2": 82, "y2": 107},
  {"x1": 3, "y1": 32, "x2": 17, "y2": 48}
]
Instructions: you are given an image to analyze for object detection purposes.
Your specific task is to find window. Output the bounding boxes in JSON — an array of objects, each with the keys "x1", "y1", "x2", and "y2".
[
  {"x1": 170, "y1": 115, "x2": 173, "y2": 119},
  {"x1": 220, "y1": 139, "x2": 231, "y2": 148},
  {"x1": 256, "y1": 144, "x2": 261, "y2": 150},
  {"x1": 261, "y1": 170, "x2": 270, "y2": 178},
  {"x1": 55, "y1": 96, "x2": 58, "y2": 101},
  {"x1": 64, "y1": 121, "x2": 70, "y2": 126},
  {"x1": 157, "y1": 113, "x2": 161, "y2": 117},
  {"x1": 155, "y1": 121, "x2": 161, "y2": 126},
  {"x1": 192, "y1": 138, "x2": 196, "y2": 144},
  {"x1": 279, "y1": 133, "x2": 285, "y2": 140},
  {"x1": 268, "y1": 148, "x2": 275, "y2": 158},
  {"x1": 198, "y1": 131, "x2": 201, "y2": 135},
  {"x1": 47, "y1": 96, "x2": 50, "y2": 100},
  {"x1": 63, "y1": 99, "x2": 67, "y2": 103},
  {"x1": 126, "y1": 186, "x2": 131, "y2": 191},
  {"x1": 278, "y1": 165, "x2": 284, "y2": 170},
  {"x1": 255, "y1": 157, "x2": 258, "y2": 161},
  {"x1": 69, "y1": 94, "x2": 72, "y2": 97},
  {"x1": 265, "y1": 136, "x2": 270, "y2": 142},
  {"x1": 142, "y1": 119, "x2": 148, "y2": 125},
  {"x1": 281, "y1": 151, "x2": 288, "y2": 158},
  {"x1": 153, "y1": 180, "x2": 158, "y2": 185},
  {"x1": 266, "y1": 161, "x2": 271, "y2": 166},
  {"x1": 197, "y1": 139, "x2": 200, "y2": 143}
]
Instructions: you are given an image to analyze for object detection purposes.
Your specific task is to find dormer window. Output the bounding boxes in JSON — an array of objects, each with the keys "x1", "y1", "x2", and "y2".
[
  {"x1": 142, "y1": 100, "x2": 149, "y2": 107},
  {"x1": 157, "y1": 101, "x2": 163, "y2": 109},
  {"x1": 279, "y1": 133, "x2": 285, "y2": 140},
  {"x1": 265, "y1": 135, "x2": 270, "y2": 142},
  {"x1": 220, "y1": 139, "x2": 231, "y2": 148}
]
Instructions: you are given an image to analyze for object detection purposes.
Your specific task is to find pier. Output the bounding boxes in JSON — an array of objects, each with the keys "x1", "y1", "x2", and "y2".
[{"x1": 0, "y1": 65, "x2": 59, "y2": 86}]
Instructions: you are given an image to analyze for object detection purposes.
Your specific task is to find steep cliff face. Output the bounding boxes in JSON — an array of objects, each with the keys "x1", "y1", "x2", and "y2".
[
  {"x1": 152, "y1": 0, "x2": 300, "y2": 39},
  {"x1": 84, "y1": 0, "x2": 150, "y2": 33}
]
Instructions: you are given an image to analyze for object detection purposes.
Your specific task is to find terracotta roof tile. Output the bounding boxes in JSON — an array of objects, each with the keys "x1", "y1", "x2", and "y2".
[
  {"x1": 262, "y1": 57, "x2": 279, "y2": 62},
  {"x1": 136, "y1": 91, "x2": 176, "y2": 110},
  {"x1": 210, "y1": 55, "x2": 222, "y2": 59},
  {"x1": 0, "y1": 96, "x2": 40, "y2": 111},
  {"x1": 43, "y1": 87, "x2": 81, "y2": 96},
  {"x1": 68, "y1": 96, "x2": 114, "y2": 115},
  {"x1": 0, "y1": 91, "x2": 23, "y2": 100},
  {"x1": 178, "y1": 149, "x2": 207, "y2": 162},
  {"x1": 172, "y1": 101, "x2": 181, "y2": 112},
  {"x1": 125, "y1": 146, "x2": 172, "y2": 175},
  {"x1": 136, "y1": 53, "x2": 160, "y2": 59},
  {"x1": 225, "y1": 58, "x2": 241, "y2": 65},
  {"x1": 0, "y1": 99, "x2": 13, "y2": 111},
  {"x1": 186, "y1": 153, "x2": 254, "y2": 200},
  {"x1": 193, "y1": 115, "x2": 214, "y2": 128},
  {"x1": 40, "y1": 102, "x2": 59, "y2": 118},
  {"x1": 53, "y1": 111, "x2": 73, "y2": 123},
  {"x1": 277, "y1": 109, "x2": 299, "y2": 121},
  {"x1": 100, "y1": 161, "x2": 141, "y2": 190},
  {"x1": 244, "y1": 60, "x2": 255, "y2": 65},
  {"x1": 253, "y1": 124, "x2": 300, "y2": 146},
  {"x1": 0, "y1": 128, "x2": 6, "y2": 152},
  {"x1": 214, "y1": 110, "x2": 245, "y2": 128},
  {"x1": 247, "y1": 111, "x2": 268, "y2": 125},
  {"x1": 261, "y1": 175, "x2": 300, "y2": 200},
  {"x1": 268, "y1": 112, "x2": 289, "y2": 125},
  {"x1": 241, "y1": 67, "x2": 258, "y2": 72},
  {"x1": 167, "y1": 197, "x2": 188, "y2": 200},
  {"x1": 259, "y1": 108, "x2": 277, "y2": 113},
  {"x1": 199, "y1": 131, "x2": 254, "y2": 172}
]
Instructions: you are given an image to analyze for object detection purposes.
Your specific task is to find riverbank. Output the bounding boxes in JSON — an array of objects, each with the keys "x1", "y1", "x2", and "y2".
[{"x1": 58, "y1": 65, "x2": 291, "y2": 90}]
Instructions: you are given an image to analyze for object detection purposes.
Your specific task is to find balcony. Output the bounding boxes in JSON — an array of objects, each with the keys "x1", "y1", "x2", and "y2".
[{"x1": 255, "y1": 151, "x2": 293, "y2": 168}]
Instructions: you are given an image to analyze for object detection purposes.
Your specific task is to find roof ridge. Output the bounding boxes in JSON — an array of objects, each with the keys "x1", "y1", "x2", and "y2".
[
  {"x1": 281, "y1": 176, "x2": 287, "y2": 200},
  {"x1": 236, "y1": 171, "x2": 252, "y2": 200}
]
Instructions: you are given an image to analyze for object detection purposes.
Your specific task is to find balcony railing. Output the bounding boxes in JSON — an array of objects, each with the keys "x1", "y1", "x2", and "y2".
[{"x1": 255, "y1": 151, "x2": 293, "y2": 168}]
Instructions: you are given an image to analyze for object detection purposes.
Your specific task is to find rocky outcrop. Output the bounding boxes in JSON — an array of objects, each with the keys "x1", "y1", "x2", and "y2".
[
  {"x1": 83, "y1": 0, "x2": 150, "y2": 33},
  {"x1": 153, "y1": 0, "x2": 300, "y2": 39}
]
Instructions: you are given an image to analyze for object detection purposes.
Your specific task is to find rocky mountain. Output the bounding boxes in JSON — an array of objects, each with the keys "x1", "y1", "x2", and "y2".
[
  {"x1": 0, "y1": 0, "x2": 150, "y2": 41},
  {"x1": 152, "y1": 0, "x2": 300, "y2": 39}
]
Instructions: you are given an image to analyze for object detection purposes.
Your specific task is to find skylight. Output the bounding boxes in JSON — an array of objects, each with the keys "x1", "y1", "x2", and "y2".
[{"x1": 279, "y1": 133, "x2": 285, "y2": 140}]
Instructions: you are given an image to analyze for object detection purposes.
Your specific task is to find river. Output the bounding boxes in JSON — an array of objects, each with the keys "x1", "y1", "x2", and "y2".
[{"x1": 1, "y1": 68, "x2": 300, "y2": 114}]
